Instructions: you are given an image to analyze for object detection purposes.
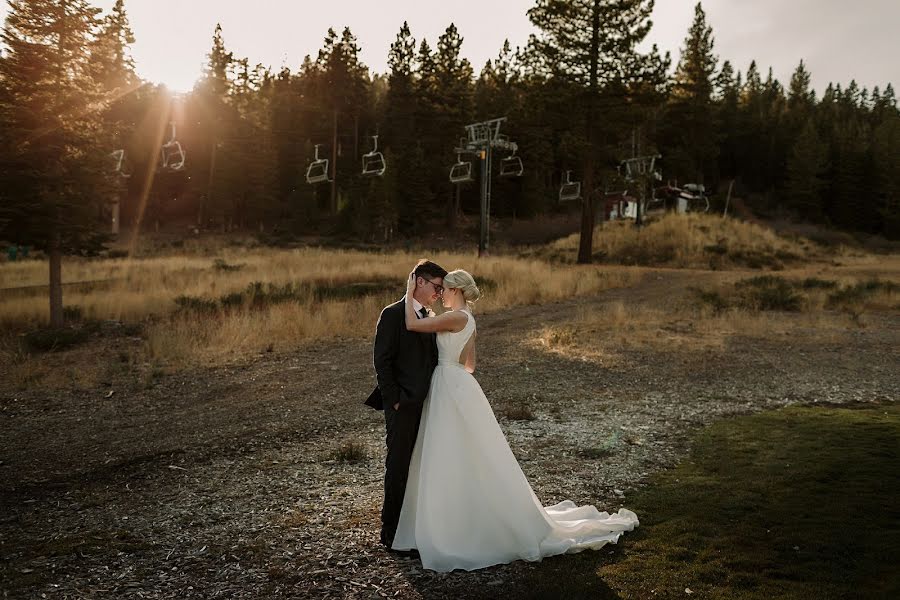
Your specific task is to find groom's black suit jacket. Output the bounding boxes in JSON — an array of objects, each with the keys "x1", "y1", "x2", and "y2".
[{"x1": 366, "y1": 299, "x2": 437, "y2": 411}]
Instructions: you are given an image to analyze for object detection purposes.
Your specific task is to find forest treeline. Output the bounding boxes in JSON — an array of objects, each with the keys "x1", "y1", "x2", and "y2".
[{"x1": 1, "y1": 0, "x2": 898, "y2": 265}]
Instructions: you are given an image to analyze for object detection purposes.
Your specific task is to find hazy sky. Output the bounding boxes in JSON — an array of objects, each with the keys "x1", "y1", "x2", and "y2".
[{"x1": 2, "y1": 0, "x2": 897, "y2": 94}]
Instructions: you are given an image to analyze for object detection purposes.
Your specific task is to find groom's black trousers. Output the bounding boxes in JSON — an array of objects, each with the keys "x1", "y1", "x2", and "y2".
[{"x1": 381, "y1": 400, "x2": 424, "y2": 547}]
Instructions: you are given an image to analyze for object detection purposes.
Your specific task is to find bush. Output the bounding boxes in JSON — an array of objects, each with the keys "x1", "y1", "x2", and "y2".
[
  {"x1": 691, "y1": 287, "x2": 730, "y2": 314},
  {"x1": 212, "y1": 258, "x2": 245, "y2": 272},
  {"x1": 62, "y1": 305, "x2": 83, "y2": 322},
  {"x1": 827, "y1": 279, "x2": 899, "y2": 308},
  {"x1": 332, "y1": 441, "x2": 367, "y2": 463},
  {"x1": 736, "y1": 276, "x2": 802, "y2": 311},
  {"x1": 314, "y1": 278, "x2": 396, "y2": 301},
  {"x1": 799, "y1": 277, "x2": 838, "y2": 290},
  {"x1": 22, "y1": 327, "x2": 90, "y2": 353},
  {"x1": 174, "y1": 295, "x2": 219, "y2": 314},
  {"x1": 505, "y1": 404, "x2": 536, "y2": 421}
]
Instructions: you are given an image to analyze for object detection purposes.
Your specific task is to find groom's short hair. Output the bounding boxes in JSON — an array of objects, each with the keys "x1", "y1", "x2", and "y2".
[{"x1": 414, "y1": 259, "x2": 448, "y2": 280}]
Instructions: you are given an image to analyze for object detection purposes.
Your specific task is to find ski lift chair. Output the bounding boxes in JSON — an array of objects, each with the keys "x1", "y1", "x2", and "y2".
[
  {"x1": 306, "y1": 144, "x2": 331, "y2": 185},
  {"x1": 109, "y1": 149, "x2": 133, "y2": 178},
  {"x1": 499, "y1": 152, "x2": 523, "y2": 177},
  {"x1": 361, "y1": 135, "x2": 386, "y2": 177},
  {"x1": 159, "y1": 123, "x2": 186, "y2": 171},
  {"x1": 160, "y1": 141, "x2": 186, "y2": 171},
  {"x1": 559, "y1": 170, "x2": 581, "y2": 202},
  {"x1": 449, "y1": 153, "x2": 474, "y2": 184}
]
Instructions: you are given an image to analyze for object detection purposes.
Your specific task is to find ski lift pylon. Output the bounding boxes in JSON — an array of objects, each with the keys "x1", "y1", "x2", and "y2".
[
  {"x1": 361, "y1": 135, "x2": 386, "y2": 177},
  {"x1": 559, "y1": 170, "x2": 581, "y2": 202},
  {"x1": 306, "y1": 144, "x2": 331, "y2": 185}
]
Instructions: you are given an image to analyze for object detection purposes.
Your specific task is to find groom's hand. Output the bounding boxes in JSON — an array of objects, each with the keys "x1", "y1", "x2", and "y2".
[{"x1": 393, "y1": 403, "x2": 400, "y2": 410}]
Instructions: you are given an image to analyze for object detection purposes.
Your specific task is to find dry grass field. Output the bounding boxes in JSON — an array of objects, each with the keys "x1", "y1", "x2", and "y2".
[
  {"x1": 541, "y1": 212, "x2": 848, "y2": 269},
  {"x1": 1, "y1": 215, "x2": 898, "y2": 599},
  {"x1": 0, "y1": 247, "x2": 640, "y2": 368}
]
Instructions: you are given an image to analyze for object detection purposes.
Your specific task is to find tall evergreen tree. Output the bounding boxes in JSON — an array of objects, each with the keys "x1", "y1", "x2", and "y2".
[
  {"x1": 528, "y1": 0, "x2": 657, "y2": 262},
  {"x1": 784, "y1": 118, "x2": 827, "y2": 219},
  {"x1": 0, "y1": 0, "x2": 114, "y2": 327},
  {"x1": 665, "y1": 2, "x2": 719, "y2": 184}
]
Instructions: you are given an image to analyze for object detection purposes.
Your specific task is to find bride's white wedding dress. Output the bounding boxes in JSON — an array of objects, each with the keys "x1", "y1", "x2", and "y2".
[{"x1": 392, "y1": 308, "x2": 638, "y2": 572}]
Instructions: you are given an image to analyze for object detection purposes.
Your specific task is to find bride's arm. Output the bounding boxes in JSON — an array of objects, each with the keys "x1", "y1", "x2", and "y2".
[{"x1": 404, "y1": 272, "x2": 466, "y2": 333}]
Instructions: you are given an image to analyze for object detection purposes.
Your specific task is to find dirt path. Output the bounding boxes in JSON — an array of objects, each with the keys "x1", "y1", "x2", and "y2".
[{"x1": 1, "y1": 268, "x2": 897, "y2": 599}]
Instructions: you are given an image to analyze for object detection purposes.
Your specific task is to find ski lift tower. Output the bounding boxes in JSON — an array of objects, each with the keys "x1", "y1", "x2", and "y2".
[
  {"x1": 621, "y1": 154, "x2": 661, "y2": 227},
  {"x1": 455, "y1": 117, "x2": 520, "y2": 257}
]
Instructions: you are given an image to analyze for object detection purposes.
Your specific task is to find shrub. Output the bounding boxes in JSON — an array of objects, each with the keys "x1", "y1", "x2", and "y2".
[
  {"x1": 212, "y1": 258, "x2": 245, "y2": 272},
  {"x1": 314, "y1": 278, "x2": 396, "y2": 301},
  {"x1": 827, "y1": 279, "x2": 900, "y2": 308},
  {"x1": 692, "y1": 288, "x2": 729, "y2": 314},
  {"x1": 505, "y1": 405, "x2": 536, "y2": 421},
  {"x1": 22, "y1": 327, "x2": 90, "y2": 353},
  {"x1": 62, "y1": 305, "x2": 83, "y2": 322},
  {"x1": 703, "y1": 243, "x2": 728, "y2": 255},
  {"x1": 799, "y1": 278, "x2": 838, "y2": 290},
  {"x1": 332, "y1": 441, "x2": 367, "y2": 463},
  {"x1": 174, "y1": 295, "x2": 219, "y2": 314},
  {"x1": 736, "y1": 276, "x2": 802, "y2": 311}
]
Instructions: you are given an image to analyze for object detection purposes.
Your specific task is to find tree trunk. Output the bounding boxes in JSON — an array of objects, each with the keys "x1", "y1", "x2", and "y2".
[
  {"x1": 577, "y1": 0, "x2": 601, "y2": 264},
  {"x1": 48, "y1": 233, "x2": 63, "y2": 328}
]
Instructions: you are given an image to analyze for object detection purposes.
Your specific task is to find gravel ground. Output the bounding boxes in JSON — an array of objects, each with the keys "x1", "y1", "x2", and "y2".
[{"x1": 1, "y1": 269, "x2": 897, "y2": 599}]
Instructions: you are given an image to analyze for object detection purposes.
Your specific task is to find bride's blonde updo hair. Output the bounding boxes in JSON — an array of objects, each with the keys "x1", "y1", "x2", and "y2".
[{"x1": 443, "y1": 269, "x2": 482, "y2": 308}]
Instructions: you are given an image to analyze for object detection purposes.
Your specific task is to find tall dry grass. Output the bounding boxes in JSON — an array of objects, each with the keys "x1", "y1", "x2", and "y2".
[
  {"x1": 533, "y1": 299, "x2": 863, "y2": 367},
  {"x1": 0, "y1": 247, "x2": 641, "y2": 366},
  {"x1": 542, "y1": 212, "x2": 820, "y2": 268},
  {"x1": 533, "y1": 266, "x2": 899, "y2": 366}
]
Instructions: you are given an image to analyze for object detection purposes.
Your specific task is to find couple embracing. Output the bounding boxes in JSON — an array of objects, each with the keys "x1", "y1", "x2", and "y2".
[{"x1": 365, "y1": 260, "x2": 638, "y2": 573}]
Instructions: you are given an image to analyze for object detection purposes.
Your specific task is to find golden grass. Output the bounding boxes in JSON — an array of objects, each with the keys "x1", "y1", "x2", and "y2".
[
  {"x1": 532, "y1": 261, "x2": 900, "y2": 367},
  {"x1": 0, "y1": 247, "x2": 641, "y2": 366},
  {"x1": 542, "y1": 212, "x2": 819, "y2": 267}
]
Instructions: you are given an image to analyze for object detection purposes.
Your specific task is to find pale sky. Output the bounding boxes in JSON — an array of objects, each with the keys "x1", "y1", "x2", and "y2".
[{"x1": 2, "y1": 1, "x2": 897, "y2": 95}]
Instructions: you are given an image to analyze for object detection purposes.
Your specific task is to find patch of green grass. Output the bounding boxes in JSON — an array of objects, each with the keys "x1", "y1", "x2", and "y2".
[{"x1": 507, "y1": 403, "x2": 900, "y2": 599}]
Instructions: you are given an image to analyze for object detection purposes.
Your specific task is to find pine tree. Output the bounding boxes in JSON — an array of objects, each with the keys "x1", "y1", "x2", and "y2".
[
  {"x1": 665, "y1": 2, "x2": 719, "y2": 184},
  {"x1": 716, "y1": 60, "x2": 740, "y2": 179},
  {"x1": 787, "y1": 60, "x2": 815, "y2": 113},
  {"x1": 433, "y1": 23, "x2": 474, "y2": 227},
  {"x1": 90, "y1": 0, "x2": 137, "y2": 95},
  {"x1": 384, "y1": 22, "x2": 419, "y2": 232},
  {"x1": 527, "y1": 0, "x2": 656, "y2": 262},
  {"x1": 0, "y1": 0, "x2": 114, "y2": 327},
  {"x1": 872, "y1": 114, "x2": 900, "y2": 238},
  {"x1": 784, "y1": 118, "x2": 827, "y2": 220}
]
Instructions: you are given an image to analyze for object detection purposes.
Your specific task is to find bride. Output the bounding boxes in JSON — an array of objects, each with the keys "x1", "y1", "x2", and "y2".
[{"x1": 392, "y1": 269, "x2": 638, "y2": 572}]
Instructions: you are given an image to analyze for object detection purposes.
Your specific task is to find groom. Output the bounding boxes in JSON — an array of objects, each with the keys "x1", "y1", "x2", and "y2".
[{"x1": 366, "y1": 259, "x2": 447, "y2": 552}]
